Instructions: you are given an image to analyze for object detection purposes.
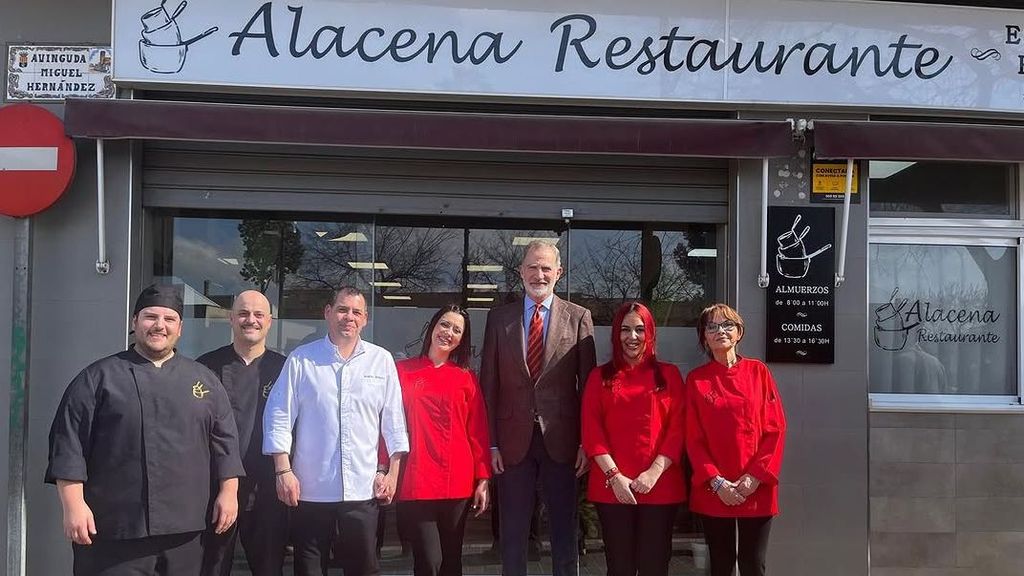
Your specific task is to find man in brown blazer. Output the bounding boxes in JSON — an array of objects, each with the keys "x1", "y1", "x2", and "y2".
[{"x1": 481, "y1": 239, "x2": 596, "y2": 576}]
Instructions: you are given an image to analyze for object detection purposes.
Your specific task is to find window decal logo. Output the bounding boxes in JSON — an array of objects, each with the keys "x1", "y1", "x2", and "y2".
[{"x1": 874, "y1": 288, "x2": 918, "y2": 352}]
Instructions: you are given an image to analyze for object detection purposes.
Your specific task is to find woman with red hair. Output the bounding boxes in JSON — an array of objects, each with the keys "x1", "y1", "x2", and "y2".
[{"x1": 581, "y1": 301, "x2": 686, "y2": 576}]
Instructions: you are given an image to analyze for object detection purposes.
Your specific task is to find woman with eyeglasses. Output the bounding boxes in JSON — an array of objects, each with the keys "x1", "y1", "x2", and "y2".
[
  {"x1": 581, "y1": 301, "x2": 686, "y2": 576},
  {"x1": 393, "y1": 304, "x2": 491, "y2": 576},
  {"x1": 685, "y1": 303, "x2": 786, "y2": 576}
]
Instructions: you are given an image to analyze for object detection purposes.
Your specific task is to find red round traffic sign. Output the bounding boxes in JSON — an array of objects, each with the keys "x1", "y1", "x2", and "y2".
[{"x1": 0, "y1": 104, "x2": 76, "y2": 217}]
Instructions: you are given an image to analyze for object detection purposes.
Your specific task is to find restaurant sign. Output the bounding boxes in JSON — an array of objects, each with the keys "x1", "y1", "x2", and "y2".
[
  {"x1": 111, "y1": 0, "x2": 1024, "y2": 114},
  {"x1": 766, "y1": 206, "x2": 835, "y2": 364},
  {"x1": 6, "y1": 46, "x2": 115, "y2": 101}
]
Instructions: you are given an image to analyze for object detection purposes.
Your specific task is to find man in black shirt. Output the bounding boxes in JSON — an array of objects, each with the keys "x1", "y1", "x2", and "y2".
[
  {"x1": 47, "y1": 284, "x2": 244, "y2": 576},
  {"x1": 198, "y1": 290, "x2": 288, "y2": 576}
]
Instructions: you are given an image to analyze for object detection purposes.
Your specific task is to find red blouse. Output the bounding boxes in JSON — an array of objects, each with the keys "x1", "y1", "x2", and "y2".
[
  {"x1": 581, "y1": 361, "x2": 687, "y2": 505},
  {"x1": 685, "y1": 357, "x2": 786, "y2": 518},
  {"x1": 395, "y1": 357, "x2": 491, "y2": 501}
]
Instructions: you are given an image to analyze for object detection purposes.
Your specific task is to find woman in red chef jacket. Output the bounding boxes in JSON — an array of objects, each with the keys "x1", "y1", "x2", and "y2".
[
  {"x1": 685, "y1": 303, "x2": 786, "y2": 576},
  {"x1": 395, "y1": 304, "x2": 491, "y2": 576},
  {"x1": 581, "y1": 301, "x2": 686, "y2": 576}
]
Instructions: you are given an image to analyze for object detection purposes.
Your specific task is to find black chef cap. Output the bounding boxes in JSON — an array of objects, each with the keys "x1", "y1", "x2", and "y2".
[{"x1": 132, "y1": 284, "x2": 184, "y2": 318}]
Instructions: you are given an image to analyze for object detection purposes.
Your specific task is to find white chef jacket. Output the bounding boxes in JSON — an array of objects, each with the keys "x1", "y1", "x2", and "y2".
[{"x1": 264, "y1": 336, "x2": 409, "y2": 502}]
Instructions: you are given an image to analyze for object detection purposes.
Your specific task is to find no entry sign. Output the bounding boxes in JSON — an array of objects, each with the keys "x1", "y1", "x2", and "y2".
[{"x1": 0, "y1": 103, "x2": 76, "y2": 217}]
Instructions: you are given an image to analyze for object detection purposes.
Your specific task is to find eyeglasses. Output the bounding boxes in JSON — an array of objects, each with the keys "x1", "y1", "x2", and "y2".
[{"x1": 704, "y1": 321, "x2": 738, "y2": 333}]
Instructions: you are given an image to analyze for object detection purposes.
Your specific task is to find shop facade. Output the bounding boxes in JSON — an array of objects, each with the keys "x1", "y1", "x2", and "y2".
[{"x1": 3, "y1": 1, "x2": 1024, "y2": 575}]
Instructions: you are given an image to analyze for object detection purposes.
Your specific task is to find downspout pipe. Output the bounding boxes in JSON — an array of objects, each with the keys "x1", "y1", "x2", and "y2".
[{"x1": 96, "y1": 139, "x2": 110, "y2": 275}]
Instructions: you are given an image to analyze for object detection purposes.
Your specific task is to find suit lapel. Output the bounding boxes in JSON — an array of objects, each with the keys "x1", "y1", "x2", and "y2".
[
  {"x1": 539, "y1": 296, "x2": 570, "y2": 382},
  {"x1": 505, "y1": 300, "x2": 531, "y2": 381}
]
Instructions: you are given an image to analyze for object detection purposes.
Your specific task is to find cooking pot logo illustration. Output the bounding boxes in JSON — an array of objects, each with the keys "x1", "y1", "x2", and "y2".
[
  {"x1": 775, "y1": 214, "x2": 832, "y2": 279},
  {"x1": 138, "y1": 0, "x2": 218, "y2": 74},
  {"x1": 873, "y1": 288, "x2": 920, "y2": 351}
]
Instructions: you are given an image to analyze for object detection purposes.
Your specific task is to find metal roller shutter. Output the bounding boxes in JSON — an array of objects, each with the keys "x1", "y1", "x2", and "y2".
[{"x1": 142, "y1": 141, "x2": 730, "y2": 222}]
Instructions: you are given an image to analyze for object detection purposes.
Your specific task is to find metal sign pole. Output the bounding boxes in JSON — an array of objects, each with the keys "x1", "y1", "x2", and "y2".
[{"x1": 6, "y1": 217, "x2": 32, "y2": 576}]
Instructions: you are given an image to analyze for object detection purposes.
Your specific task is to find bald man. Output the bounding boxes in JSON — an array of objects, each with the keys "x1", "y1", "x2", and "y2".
[{"x1": 198, "y1": 291, "x2": 289, "y2": 576}]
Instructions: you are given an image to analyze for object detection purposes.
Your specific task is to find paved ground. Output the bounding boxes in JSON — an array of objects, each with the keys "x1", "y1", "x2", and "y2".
[
  {"x1": 229, "y1": 505, "x2": 708, "y2": 575},
  {"x1": 230, "y1": 538, "x2": 707, "y2": 575}
]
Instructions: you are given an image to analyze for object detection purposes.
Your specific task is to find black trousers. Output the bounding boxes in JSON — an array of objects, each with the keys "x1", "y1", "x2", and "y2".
[
  {"x1": 499, "y1": 426, "x2": 578, "y2": 576},
  {"x1": 489, "y1": 477, "x2": 540, "y2": 547},
  {"x1": 700, "y1": 515, "x2": 773, "y2": 576},
  {"x1": 397, "y1": 499, "x2": 471, "y2": 576},
  {"x1": 73, "y1": 531, "x2": 202, "y2": 576},
  {"x1": 595, "y1": 503, "x2": 678, "y2": 576},
  {"x1": 292, "y1": 499, "x2": 380, "y2": 576},
  {"x1": 200, "y1": 479, "x2": 289, "y2": 576}
]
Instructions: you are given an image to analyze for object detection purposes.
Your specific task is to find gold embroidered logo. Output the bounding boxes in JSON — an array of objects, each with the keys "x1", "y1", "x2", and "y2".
[
  {"x1": 192, "y1": 381, "x2": 210, "y2": 399},
  {"x1": 262, "y1": 381, "x2": 273, "y2": 399}
]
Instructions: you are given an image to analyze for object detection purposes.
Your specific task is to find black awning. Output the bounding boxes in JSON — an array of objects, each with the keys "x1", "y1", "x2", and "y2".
[
  {"x1": 813, "y1": 119, "x2": 1024, "y2": 162},
  {"x1": 64, "y1": 98, "x2": 797, "y2": 158}
]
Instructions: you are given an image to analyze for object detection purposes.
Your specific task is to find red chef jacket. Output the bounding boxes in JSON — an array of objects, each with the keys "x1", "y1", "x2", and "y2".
[
  {"x1": 582, "y1": 361, "x2": 687, "y2": 505},
  {"x1": 395, "y1": 357, "x2": 491, "y2": 501},
  {"x1": 686, "y1": 357, "x2": 786, "y2": 517}
]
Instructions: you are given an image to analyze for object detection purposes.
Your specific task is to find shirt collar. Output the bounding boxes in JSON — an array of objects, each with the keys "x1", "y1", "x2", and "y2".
[
  {"x1": 126, "y1": 345, "x2": 177, "y2": 367},
  {"x1": 524, "y1": 293, "x2": 555, "y2": 314},
  {"x1": 323, "y1": 334, "x2": 365, "y2": 361}
]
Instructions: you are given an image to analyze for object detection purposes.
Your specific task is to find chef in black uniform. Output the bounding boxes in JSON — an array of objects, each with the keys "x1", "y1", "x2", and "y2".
[
  {"x1": 46, "y1": 284, "x2": 245, "y2": 576},
  {"x1": 198, "y1": 290, "x2": 288, "y2": 576}
]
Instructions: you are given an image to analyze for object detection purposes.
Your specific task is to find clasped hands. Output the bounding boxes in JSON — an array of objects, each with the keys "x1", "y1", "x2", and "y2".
[
  {"x1": 608, "y1": 465, "x2": 664, "y2": 505},
  {"x1": 713, "y1": 473, "x2": 760, "y2": 506},
  {"x1": 373, "y1": 471, "x2": 399, "y2": 505}
]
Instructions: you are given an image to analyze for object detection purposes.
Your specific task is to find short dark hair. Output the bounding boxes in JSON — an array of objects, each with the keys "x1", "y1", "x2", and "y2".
[
  {"x1": 419, "y1": 303, "x2": 472, "y2": 369},
  {"x1": 327, "y1": 286, "x2": 366, "y2": 309}
]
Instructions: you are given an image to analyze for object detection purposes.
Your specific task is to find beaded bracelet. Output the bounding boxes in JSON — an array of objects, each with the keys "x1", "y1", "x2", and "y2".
[
  {"x1": 710, "y1": 476, "x2": 725, "y2": 493},
  {"x1": 603, "y1": 466, "x2": 621, "y2": 489}
]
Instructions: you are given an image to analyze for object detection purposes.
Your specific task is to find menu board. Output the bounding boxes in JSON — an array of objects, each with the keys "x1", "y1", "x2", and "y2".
[{"x1": 766, "y1": 206, "x2": 835, "y2": 363}]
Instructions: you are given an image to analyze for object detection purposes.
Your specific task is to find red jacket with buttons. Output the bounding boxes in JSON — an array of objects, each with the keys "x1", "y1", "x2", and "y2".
[
  {"x1": 394, "y1": 357, "x2": 491, "y2": 501},
  {"x1": 582, "y1": 361, "x2": 687, "y2": 505},
  {"x1": 685, "y1": 357, "x2": 786, "y2": 517}
]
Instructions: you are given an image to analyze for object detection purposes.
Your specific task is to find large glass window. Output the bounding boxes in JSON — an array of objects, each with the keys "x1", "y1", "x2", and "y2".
[
  {"x1": 869, "y1": 243, "x2": 1017, "y2": 396},
  {"x1": 156, "y1": 214, "x2": 718, "y2": 373},
  {"x1": 868, "y1": 160, "x2": 1022, "y2": 406},
  {"x1": 869, "y1": 161, "x2": 1015, "y2": 218}
]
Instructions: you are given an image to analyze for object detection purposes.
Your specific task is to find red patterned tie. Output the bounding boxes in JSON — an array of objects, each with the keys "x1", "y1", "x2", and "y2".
[{"x1": 526, "y1": 304, "x2": 544, "y2": 381}]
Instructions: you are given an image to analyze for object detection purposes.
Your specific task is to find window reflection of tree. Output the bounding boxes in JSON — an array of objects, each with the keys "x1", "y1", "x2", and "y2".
[
  {"x1": 238, "y1": 220, "x2": 304, "y2": 294},
  {"x1": 658, "y1": 230, "x2": 712, "y2": 325},
  {"x1": 572, "y1": 231, "x2": 641, "y2": 324},
  {"x1": 572, "y1": 228, "x2": 712, "y2": 326},
  {"x1": 373, "y1": 226, "x2": 462, "y2": 293},
  {"x1": 287, "y1": 223, "x2": 367, "y2": 312},
  {"x1": 290, "y1": 224, "x2": 461, "y2": 300},
  {"x1": 467, "y1": 229, "x2": 566, "y2": 304}
]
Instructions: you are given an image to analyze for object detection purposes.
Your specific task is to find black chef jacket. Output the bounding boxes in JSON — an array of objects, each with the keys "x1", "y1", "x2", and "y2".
[
  {"x1": 196, "y1": 345, "x2": 286, "y2": 485},
  {"x1": 45, "y1": 348, "x2": 245, "y2": 540}
]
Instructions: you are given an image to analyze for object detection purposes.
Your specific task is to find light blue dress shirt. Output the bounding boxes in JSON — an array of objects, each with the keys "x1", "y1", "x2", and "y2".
[{"x1": 263, "y1": 336, "x2": 409, "y2": 502}]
